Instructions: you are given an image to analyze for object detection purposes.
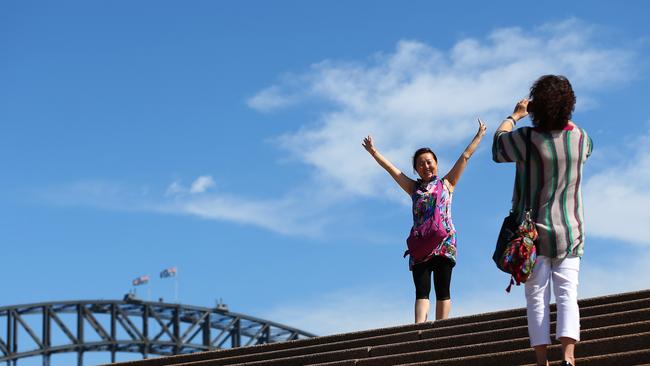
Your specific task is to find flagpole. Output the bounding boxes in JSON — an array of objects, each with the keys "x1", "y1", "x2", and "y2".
[{"x1": 174, "y1": 276, "x2": 178, "y2": 303}]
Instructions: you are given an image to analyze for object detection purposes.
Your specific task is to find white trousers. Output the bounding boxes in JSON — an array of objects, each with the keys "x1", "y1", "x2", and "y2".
[{"x1": 524, "y1": 256, "x2": 580, "y2": 347}]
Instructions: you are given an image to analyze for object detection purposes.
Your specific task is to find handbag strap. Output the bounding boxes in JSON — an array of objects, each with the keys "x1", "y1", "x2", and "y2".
[{"x1": 524, "y1": 128, "x2": 532, "y2": 211}]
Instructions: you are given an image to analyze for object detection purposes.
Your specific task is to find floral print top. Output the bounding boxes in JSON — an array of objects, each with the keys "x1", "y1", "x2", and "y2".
[{"x1": 409, "y1": 176, "x2": 457, "y2": 268}]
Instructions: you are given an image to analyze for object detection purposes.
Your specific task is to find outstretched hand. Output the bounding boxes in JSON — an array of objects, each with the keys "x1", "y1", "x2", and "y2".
[
  {"x1": 476, "y1": 118, "x2": 487, "y2": 137},
  {"x1": 362, "y1": 135, "x2": 377, "y2": 155}
]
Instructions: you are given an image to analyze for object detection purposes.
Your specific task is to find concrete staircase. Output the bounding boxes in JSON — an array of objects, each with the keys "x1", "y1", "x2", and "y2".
[{"x1": 109, "y1": 289, "x2": 650, "y2": 366}]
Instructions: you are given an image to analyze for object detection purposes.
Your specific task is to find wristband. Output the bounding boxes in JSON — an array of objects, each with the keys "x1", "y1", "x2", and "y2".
[{"x1": 506, "y1": 116, "x2": 517, "y2": 124}]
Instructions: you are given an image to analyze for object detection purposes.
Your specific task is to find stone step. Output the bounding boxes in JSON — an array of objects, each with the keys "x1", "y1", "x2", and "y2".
[
  {"x1": 105, "y1": 289, "x2": 650, "y2": 366},
  {"x1": 303, "y1": 320, "x2": 650, "y2": 366},
  {"x1": 390, "y1": 331, "x2": 650, "y2": 366},
  {"x1": 523, "y1": 348, "x2": 650, "y2": 365},
  {"x1": 186, "y1": 314, "x2": 649, "y2": 366},
  {"x1": 186, "y1": 295, "x2": 650, "y2": 366}
]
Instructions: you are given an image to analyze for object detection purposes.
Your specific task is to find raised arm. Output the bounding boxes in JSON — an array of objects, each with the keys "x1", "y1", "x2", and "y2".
[
  {"x1": 493, "y1": 99, "x2": 529, "y2": 163},
  {"x1": 362, "y1": 136, "x2": 416, "y2": 196},
  {"x1": 443, "y1": 118, "x2": 487, "y2": 190}
]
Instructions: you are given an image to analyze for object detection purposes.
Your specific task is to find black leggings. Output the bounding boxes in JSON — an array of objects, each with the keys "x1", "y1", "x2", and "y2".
[{"x1": 412, "y1": 256, "x2": 455, "y2": 301}]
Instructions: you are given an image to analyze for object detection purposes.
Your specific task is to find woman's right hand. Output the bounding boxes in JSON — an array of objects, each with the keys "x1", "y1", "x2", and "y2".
[
  {"x1": 362, "y1": 135, "x2": 415, "y2": 195},
  {"x1": 362, "y1": 135, "x2": 377, "y2": 156},
  {"x1": 512, "y1": 99, "x2": 529, "y2": 121}
]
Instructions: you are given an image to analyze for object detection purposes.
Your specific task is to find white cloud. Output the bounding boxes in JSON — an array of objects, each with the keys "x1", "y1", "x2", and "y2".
[
  {"x1": 165, "y1": 175, "x2": 216, "y2": 196},
  {"x1": 251, "y1": 19, "x2": 634, "y2": 199},
  {"x1": 42, "y1": 178, "x2": 326, "y2": 237},
  {"x1": 262, "y1": 286, "x2": 412, "y2": 335},
  {"x1": 39, "y1": 20, "x2": 640, "y2": 240},
  {"x1": 583, "y1": 130, "x2": 650, "y2": 246},
  {"x1": 161, "y1": 194, "x2": 325, "y2": 236},
  {"x1": 165, "y1": 181, "x2": 185, "y2": 196},
  {"x1": 189, "y1": 175, "x2": 215, "y2": 194},
  {"x1": 247, "y1": 85, "x2": 299, "y2": 112},
  {"x1": 579, "y1": 250, "x2": 650, "y2": 297},
  {"x1": 262, "y1": 284, "x2": 543, "y2": 336}
]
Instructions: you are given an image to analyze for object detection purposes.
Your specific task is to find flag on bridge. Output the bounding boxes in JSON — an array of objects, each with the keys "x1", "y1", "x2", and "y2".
[
  {"x1": 132, "y1": 275, "x2": 150, "y2": 286},
  {"x1": 160, "y1": 267, "x2": 177, "y2": 278}
]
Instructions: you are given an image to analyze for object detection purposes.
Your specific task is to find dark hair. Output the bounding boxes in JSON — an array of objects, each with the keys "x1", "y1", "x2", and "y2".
[
  {"x1": 412, "y1": 147, "x2": 438, "y2": 170},
  {"x1": 528, "y1": 75, "x2": 576, "y2": 132}
]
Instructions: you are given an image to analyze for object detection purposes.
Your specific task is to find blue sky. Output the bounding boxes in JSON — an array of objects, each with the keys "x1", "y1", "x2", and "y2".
[{"x1": 2, "y1": 1, "x2": 650, "y2": 363}]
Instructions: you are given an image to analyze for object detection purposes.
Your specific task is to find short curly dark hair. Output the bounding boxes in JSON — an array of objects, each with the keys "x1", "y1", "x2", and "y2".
[{"x1": 528, "y1": 75, "x2": 576, "y2": 131}]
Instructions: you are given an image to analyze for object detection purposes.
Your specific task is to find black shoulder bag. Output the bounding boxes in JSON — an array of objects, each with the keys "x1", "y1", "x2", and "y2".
[{"x1": 493, "y1": 128, "x2": 535, "y2": 273}]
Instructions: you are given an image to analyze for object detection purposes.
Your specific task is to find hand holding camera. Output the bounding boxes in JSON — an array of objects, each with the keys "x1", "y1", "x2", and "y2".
[{"x1": 511, "y1": 99, "x2": 530, "y2": 121}]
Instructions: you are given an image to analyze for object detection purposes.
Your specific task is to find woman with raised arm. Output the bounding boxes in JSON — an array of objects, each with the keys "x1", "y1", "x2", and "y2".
[
  {"x1": 362, "y1": 119, "x2": 487, "y2": 323},
  {"x1": 492, "y1": 75, "x2": 593, "y2": 366}
]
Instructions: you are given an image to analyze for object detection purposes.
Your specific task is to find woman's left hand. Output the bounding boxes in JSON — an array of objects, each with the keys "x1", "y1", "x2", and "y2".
[{"x1": 476, "y1": 118, "x2": 487, "y2": 137}]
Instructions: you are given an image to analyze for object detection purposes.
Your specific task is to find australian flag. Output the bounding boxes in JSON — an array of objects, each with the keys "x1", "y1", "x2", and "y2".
[
  {"x1": 132, "y1": 275, "x2": 150, "y2": 286},
  {"x1": 160, "y1": 267, "x2": 177, "y2": 278}
]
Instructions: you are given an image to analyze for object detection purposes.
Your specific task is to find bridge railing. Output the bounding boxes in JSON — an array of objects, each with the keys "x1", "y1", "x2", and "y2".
[{"x1": 0, "y1": 300, "x2": 315, "y2": 366}]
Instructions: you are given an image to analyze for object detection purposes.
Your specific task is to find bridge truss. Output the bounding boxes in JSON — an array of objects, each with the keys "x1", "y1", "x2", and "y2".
[{"x1": 0, "y1": 299, "x2": 316, "y2": 366}]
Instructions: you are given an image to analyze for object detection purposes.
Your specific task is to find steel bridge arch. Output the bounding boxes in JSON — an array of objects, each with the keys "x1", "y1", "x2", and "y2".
[{"x1": 0, "y1": 299, "x2": 316, "y2": 366}]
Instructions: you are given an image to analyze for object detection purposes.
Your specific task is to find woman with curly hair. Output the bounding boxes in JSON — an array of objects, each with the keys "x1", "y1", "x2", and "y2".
[{"x1": 492, "y1": 75, "x2": 593, "y2": 366}]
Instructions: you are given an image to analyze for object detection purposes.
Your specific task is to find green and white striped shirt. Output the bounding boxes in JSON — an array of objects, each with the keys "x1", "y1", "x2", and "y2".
[{"x1": 492, "y1": 124, "x2": 593, "y2": 258}]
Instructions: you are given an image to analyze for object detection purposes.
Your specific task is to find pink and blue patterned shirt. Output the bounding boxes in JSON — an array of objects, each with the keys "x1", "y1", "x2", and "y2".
[{"x1": 409, "y1": 176, "x2": 457, "y2": 268}]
